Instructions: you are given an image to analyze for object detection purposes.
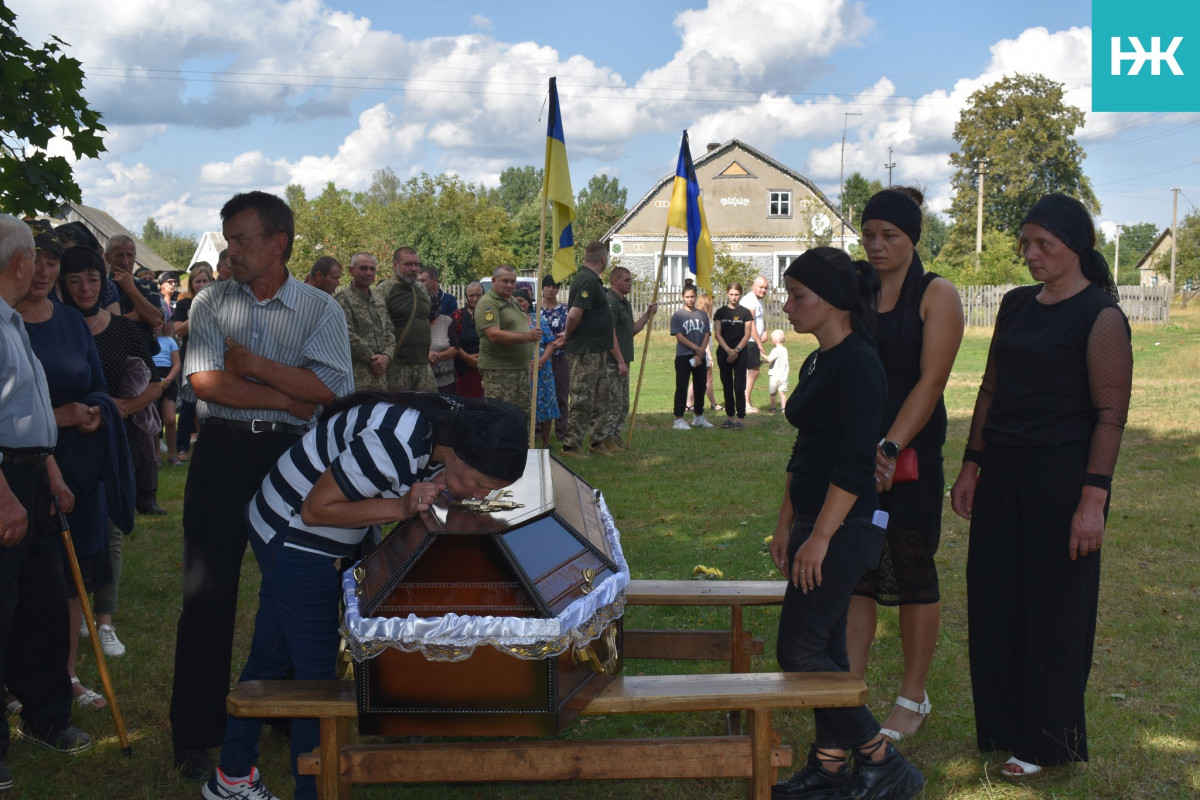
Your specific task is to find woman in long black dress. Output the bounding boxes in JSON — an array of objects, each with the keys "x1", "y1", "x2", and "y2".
[
  {"x1": 951, "y1": 194, "x2": 1132, "y2": 777},
  {"x1": 769, "y1": 248, "x2": 924, "y2": 800}
]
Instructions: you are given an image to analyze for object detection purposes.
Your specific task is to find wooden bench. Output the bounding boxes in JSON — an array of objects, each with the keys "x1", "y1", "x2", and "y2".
[
  {"x1": 624, "y1": 579, "x2": 787, "y2": 673},
  {"x1": 228, "y1": 671, "x2": 865, "y2": 800}
]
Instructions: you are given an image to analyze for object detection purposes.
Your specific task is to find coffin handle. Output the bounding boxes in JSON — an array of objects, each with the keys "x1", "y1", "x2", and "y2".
[{"x1": 571, "y1": 625, "x2": 619, "y2": 675}]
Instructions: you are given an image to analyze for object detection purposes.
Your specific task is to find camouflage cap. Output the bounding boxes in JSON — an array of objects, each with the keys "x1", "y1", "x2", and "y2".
[{"x1": 24, "y1": 219, "x2": 62, "y2": 256}]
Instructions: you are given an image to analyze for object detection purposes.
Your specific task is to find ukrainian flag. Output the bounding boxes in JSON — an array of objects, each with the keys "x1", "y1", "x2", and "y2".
[
  {"x1": 666, "y1": 131, "x2": 713, "y2": 294},
  {"x1": 543, "y1": 77, "x2": 576, "y2": 283}
]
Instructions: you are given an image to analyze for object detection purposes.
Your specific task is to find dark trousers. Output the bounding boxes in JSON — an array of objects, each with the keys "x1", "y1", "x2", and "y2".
[
  {"x1": 220, "y1": 531, "x2": 340, "y2": 800},
  {"x1": 717, "y1": 348, "x2": 748, "y2": 418},
  {"x1": 132, "y1": 427, "x2": 158, "y2": 510},
  {"x1": 0, "y1": 462, "x2": 73, "y2": 758},
  {"x1": 551, "y1": 354, "x2": 569, "y2": 439},
  {"x1": 777, "y1": 515, "x2": 884, "y2": 749},
  {"x1": 169, "y1": 423, "x2": 299, "y2": 751},
  {"x1": 673, "y1": 355, "x2": 705, "y2": 418},
  {"x1": 967, "y1": 441, "x2": 1101, "y2": 766},
  {"x1": 176, "y1": 400, "x2": 197, "y2": 454}
]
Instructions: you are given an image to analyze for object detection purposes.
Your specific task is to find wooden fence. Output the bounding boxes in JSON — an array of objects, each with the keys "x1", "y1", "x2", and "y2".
[{"x1": 446, "y1": 283, "x2": 1172, "y2": 331}]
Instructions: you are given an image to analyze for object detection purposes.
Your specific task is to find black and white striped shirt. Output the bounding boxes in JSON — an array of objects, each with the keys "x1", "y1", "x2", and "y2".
[
  {"x1": 184, "y1": 276, "x2": 353, "y2": 425},
  {"x1": 248, "y1": 401, "x2": 440, "y2": 557}
]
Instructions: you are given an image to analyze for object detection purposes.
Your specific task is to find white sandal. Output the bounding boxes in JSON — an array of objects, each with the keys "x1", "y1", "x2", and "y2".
[
  {"x1": 71, "y1": 676, "x2": 106, "y2": 710},
  {"x1": 1001, "y1": 756, "x2": 1042, "y2": 777},
  {"x1": 878, "y1": 691, "x2": 932, "y2": 742}
]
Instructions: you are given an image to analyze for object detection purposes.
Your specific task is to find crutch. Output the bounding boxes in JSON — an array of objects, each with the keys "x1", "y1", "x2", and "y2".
[{"x1": 53, "y1": 496, "x2": 132, "y2": 757}]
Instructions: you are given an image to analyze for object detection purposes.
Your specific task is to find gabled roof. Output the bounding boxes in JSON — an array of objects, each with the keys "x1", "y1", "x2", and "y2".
[
  {"x1": 604, "y1": 138, "x2": 854, "y2": 239},
  {"x1": 1133, "y1": 228, "x2": 1173, "y2": 272},
  {"x1": 56, "y1": 202, "x2": 177, "y2": 273}
]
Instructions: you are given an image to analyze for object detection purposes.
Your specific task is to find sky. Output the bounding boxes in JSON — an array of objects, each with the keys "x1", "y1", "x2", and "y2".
[{"x1": 10, "y1": 0, "x2": 1200, "y2": 247}]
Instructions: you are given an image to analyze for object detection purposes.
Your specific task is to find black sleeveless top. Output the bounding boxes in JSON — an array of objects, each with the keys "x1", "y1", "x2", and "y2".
[{"x1": 875, "y1": 254, "x2": 946, "y2": 453}]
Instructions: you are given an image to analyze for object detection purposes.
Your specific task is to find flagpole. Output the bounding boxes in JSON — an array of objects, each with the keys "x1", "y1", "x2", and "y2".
[
  {"x1": 626, "y1": 224, "x2": 671, "y2": 448},
  {"x1": 532, "y1": 179, "x2": 548, "y2": 450}
]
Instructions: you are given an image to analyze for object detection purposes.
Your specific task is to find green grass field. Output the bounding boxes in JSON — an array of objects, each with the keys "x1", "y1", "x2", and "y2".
[{"x1": 13, "y1": 307, "x2": 1200, "y2": 799}]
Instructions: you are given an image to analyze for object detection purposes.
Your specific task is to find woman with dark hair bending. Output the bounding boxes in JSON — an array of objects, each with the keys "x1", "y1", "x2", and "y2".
[
  {"x1": 951, "y1": 194, "x2": 1132, "y2": 778},
  {"x1": 204, "y1": 392, "x2": 529, "y2": 800},
  {"x1": 770, "y1": 248, "x2": 924, "y2": 800}
]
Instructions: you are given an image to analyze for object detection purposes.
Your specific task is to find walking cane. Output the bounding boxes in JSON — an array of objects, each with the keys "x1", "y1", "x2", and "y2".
[{"x1": 53, "y1": 496, "x2": 133, "y2": 757}]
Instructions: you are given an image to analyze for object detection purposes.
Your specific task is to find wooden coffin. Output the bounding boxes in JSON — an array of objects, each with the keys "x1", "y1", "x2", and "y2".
[{"x1": 350, "y1": 451, "x2": 624, "y2": 736}]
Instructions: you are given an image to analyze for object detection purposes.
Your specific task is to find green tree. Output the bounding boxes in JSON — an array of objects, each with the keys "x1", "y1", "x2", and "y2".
[
  {"x1": 946, "y1": 74, "x2": 1097, "y2": 252},
  {"x1": 363, "y1": 167, "x2": 401, "y2": 207},
  {"x1": 1098, "y1": 221, "x2": 1159, "y2": 285},
  {"x1": 710, "y1": 246, "x2": 758, "y2": 296},
  {"x1": 918, "y1": 211, "x2": 950, "y2": 262},
  {"x1": 1, "y1": 6, "x2": 107, "y2": 215},
  {"x1": 841, "y1": 172, "x2": 883, "y2": 224},
  {"x1": 573, "y1": 174, "x2": 628, "y2": 269},
  {"x1": 933, "y1": 227, "x2": 1028, "y2": 287},
  {"x1": 1148, "y1": 211, "x2": 1200, "y2": 303},
  {"x1": 141, "y1": 217, "x2": 197, "y2": 270}
]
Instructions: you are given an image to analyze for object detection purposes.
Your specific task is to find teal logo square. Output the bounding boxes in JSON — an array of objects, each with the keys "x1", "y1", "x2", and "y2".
[{"x1": 1093, "y1": 0, "x2": 1200, "y2": 111}]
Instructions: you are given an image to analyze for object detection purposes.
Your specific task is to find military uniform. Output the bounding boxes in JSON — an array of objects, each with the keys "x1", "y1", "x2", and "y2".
[
  {"x1": 600, "y1": 286, "x2": 634, "y2": 443},
  {"x1": 562, "y1": 267, "x2": 613, "y2": 451},
  {"x1": 335, "y1": 286, "x2": 395, "y2": 390},
  {"x1": 475, "y1": 289, "x2": 533, "y2": 412},
  {"x1": 376, "y1": 277, "x2": 435, "y2": 392}
]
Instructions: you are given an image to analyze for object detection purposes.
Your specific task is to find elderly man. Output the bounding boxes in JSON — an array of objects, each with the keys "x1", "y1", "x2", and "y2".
[
  {"x1": 304, "y1": 255, "x2": 342, "y2": 294},
  {"x1": 0, "y1": 215, "x2": 93, "y2": 782},
  {"x1": 476, "y1": 265, "x2": 540, "y2": 414},
  {"x1": 418, "y1": 265, "x2": 458, "y2": 318},
  {"x1": 598, "y1": 266, "x2": 657, "y2": 450},
  {"x1": 375, "y1": 246, "x2": 436, "y2": 392},
  {"x1": 335, "y1": 252, "x2": 395, "y2": 389},
  {"x1": 103, "y1": 235, "x2": 165, "y2": 331},
  {"x1": 559, "y1": 241, "x2": 615, "y2": 457},
  {"x1": 168, "y1": 192, "x2": 352, "y2": 786},
  {"x1": 741, "y1": 275, "x2": 769, "y2": 413}
]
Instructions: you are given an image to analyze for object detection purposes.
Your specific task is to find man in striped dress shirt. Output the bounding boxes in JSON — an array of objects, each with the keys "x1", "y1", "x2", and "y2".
[{"x1": 168, "y1": 192, "x2": 353, "y2": 783}]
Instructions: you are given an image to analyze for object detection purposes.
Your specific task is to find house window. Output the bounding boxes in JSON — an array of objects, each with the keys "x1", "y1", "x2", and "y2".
[
  {"x1": 774, "y1": 254, "x2": 802, "y2": 286},
  {"x1": 768, "y1": 191, "x2": 792, "y2": 218},
  {"x1": 659, "y1": 255, "x2": 687, "y2": 287}
]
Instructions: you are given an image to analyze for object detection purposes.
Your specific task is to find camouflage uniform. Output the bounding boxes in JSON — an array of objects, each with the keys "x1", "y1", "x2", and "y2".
[
  {"x1": 376, "y1": 276, "x2": 436, "y2": 392},
  {"x1": 562, "y1": 267, "x2": 613, "y2": 450},
  {"x1": 334, "y1": 286, "x2": 395, "y2": 390},
  {"x1": 599, "y1": 356, "x2": 629, "y2": 442},
  {"x1": 480, "y1": 369, "x2": 532, "y2": 416}
]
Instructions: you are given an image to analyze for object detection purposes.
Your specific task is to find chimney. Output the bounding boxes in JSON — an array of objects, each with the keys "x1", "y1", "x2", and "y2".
[{"x1": 707, "y1": 142, "x2": 720, "y2": 152}]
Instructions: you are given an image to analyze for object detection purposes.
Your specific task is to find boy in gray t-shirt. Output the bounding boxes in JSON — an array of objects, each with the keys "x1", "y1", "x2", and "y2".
[{"x1": 669, "y1": 291, "x2": 714, "y2": 429}]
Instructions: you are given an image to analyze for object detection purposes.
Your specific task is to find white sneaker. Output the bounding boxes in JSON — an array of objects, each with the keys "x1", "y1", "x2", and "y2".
[
  {"x1": 672, "y1": 418, "x2": 690, "y2": 431},
  {"x1": 159, "y1": 439, "x2": 168, "y2": 453},
  {"x1": 691, "y1": 416, "x2": 714, "y2": 429},
  {"x1": 202, "y1": 767, "x2": 280, "y2": 800},
  {"x1": 79, "y1": 619, "x2": 89, "y2": 638},
  {"x1": 97, "y1": 624, "x2": 126, "y2": 657}
]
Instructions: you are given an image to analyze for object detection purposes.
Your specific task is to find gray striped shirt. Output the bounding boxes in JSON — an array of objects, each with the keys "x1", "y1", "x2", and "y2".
[
  {"x1": 184, "y1": 276, "x2": 353, "y2": 425},
  {"x1": 0, "y1": 297, "x2": 56, "y2": 450}
]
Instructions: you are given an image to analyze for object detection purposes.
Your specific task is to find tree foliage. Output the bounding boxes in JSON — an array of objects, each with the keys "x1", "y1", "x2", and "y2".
[
  {"x1": 1142, "y1": 211, "x2": 1200, "y2": 302},
  {"x1": 1098, "y1": 221, "x2": 1159, "y2": 285},
  {"x1": 573, "y1": 173, "x2": 628, "y2": 270},
  {"x1": 0, "y1": 6, "x2": 106, "y2": 215},
  {"x1": 841, "y1": 172, "x2": 883, "y2": 224},
  {"x1": 946, "y1": 74, "x2": 1097, "y2": 252},
  {"x1": 142, "y1": 217, "x2": 197, "y2": 270},
  {"x1": 932, "y1": 227, "x2": 1029, "y2": 287},
  {"x1": 710, "y1": 247, "x2": 759, "y2": 296}
]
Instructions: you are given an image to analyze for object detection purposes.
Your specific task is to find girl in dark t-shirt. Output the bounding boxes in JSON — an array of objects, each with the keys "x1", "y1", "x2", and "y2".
[{"x1": 712, "y1": 282, "x2": 754, "y2": 425}]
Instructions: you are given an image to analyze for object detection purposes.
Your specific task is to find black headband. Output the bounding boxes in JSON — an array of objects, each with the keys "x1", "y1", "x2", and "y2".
[
  {"x1": 1020, "y1": 194, "x2": 1093, "y2": 261},
  {"x1": 861, "y1": 190, "x2": 922, "y2": 245},
  {"x1": 784, "y1": 250, "x2": 856, "y2": 310}
]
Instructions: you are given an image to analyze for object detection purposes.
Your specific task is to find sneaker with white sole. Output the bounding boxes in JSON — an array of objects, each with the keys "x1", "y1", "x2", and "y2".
[
  {"x1": 691, "y1": 416, "x2": 714, "y2": 429},
  {"x1": 672, "y1": 418, "x2": 690, "y2": 431},
  {"x1": 97, "y1": 624, "x2": 126, "y2": 657},
  {"x1": 202, "y1": 767, "x2": 280, "y2": 800}
]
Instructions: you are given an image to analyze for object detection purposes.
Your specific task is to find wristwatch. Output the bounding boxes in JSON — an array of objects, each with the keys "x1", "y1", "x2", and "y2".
[{"x1": 878, "y1": 438, "x2": 901, "y2": 460}]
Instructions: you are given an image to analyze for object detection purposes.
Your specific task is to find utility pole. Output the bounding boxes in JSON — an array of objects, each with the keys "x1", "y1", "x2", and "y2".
[
  {"x1": 975, "y1": 159, "x2": 988, "y2": 256},
  {"x1": 1113, "y1": 225, "x2": 1122, "y2": 285},
  {"x1": 1170, "y1": 187, "x2": 1180, "y2": 290},
  {"x1": 884, "y1": 147, "x2": 896, "y2": 187},
  {"x1": 839, "y1": 111, "x2": 862, "y2": 249}
]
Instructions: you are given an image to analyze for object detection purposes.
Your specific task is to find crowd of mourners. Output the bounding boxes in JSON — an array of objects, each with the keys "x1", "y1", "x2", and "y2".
[{"x1": 0, "y1": 185, "x2": 1132, "y2": 800}]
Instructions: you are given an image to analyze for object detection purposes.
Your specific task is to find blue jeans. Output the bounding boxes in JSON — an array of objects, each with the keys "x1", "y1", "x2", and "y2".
[
  {"x1": 218, "y1": 529, "x2": 341, "y2": 800},
  {"x1": 776, "y1": 514, "x2": 885, "y2": 750}
]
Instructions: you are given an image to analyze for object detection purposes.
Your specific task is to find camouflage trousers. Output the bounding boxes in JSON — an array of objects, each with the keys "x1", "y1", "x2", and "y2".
[
  {"x1": 480, "y1": 368, "x2": 532, "y2": 417},
  {"x1": 599, "y1": 356, "x2": 629, "y2": 442},
  {"x1": 352, "y1": 362, "x2": 388, "y2": 391},
  {"x1": 562, "y1": 352, "x2": 610, "y2": 450},
  {"x1": 387, "y1": 362, "x2": 437, "y2": 393}
]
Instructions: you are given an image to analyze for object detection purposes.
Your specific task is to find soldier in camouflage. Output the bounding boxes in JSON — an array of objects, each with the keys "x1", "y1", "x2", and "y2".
[
  {"x1": 375, "y1": 246, "x2": 436, "y2": 392},
  {"x1": 335, "y1": 252, "x2": 395, "y2": 390}
]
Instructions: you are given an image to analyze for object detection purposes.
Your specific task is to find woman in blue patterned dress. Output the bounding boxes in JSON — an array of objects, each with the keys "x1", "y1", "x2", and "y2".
[{"x1": 514, "y1": 286, "x2": 560, "y2": 447}]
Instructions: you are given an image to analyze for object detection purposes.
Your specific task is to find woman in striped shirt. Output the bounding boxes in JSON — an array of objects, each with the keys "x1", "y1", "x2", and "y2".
[{"x1": 205, "y1": 392, "x2": 528, "y2": 800}]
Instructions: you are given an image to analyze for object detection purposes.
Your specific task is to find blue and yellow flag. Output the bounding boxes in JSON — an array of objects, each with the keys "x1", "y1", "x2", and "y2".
[
  {"x1": 543, "y1": 77, "x2": 576, "y2": 283},
  {"x1": 666, "y1": 131, "x2": 714, "y2": 294}
]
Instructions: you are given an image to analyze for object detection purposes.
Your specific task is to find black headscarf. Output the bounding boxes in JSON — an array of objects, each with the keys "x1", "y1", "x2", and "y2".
[
  {"x1": 784, "y1": 247, "x2": 879, "y2": 344},
  {"x1": 861, "y1": 190, "x2": 922, "y2": 246},
  {"x1": 1021, "y1": 194, "x2": 1120, "y2": 302}
]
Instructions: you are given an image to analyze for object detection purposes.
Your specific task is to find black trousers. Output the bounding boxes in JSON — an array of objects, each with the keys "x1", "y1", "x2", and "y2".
[
  {"x1": 673, "y1": 355, "x2": 706, "y2": 418},
  {"x1": 717, "y1": 348, "x2": 748, "y2": 418},
  {"x1": 0, "y1": 461, "x2": 72, "y2": 757},
  {"x1": 169, "y1": 423, "x2": 299, "y2": 751},
  {"x1": 966, "y1": 441, "x2": 1101, "y2": 765}
]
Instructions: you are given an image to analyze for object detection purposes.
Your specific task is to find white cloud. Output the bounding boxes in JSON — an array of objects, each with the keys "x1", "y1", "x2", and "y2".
[{"x1": 469, "y1": 14, "x2": 492, "y2": 31}]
